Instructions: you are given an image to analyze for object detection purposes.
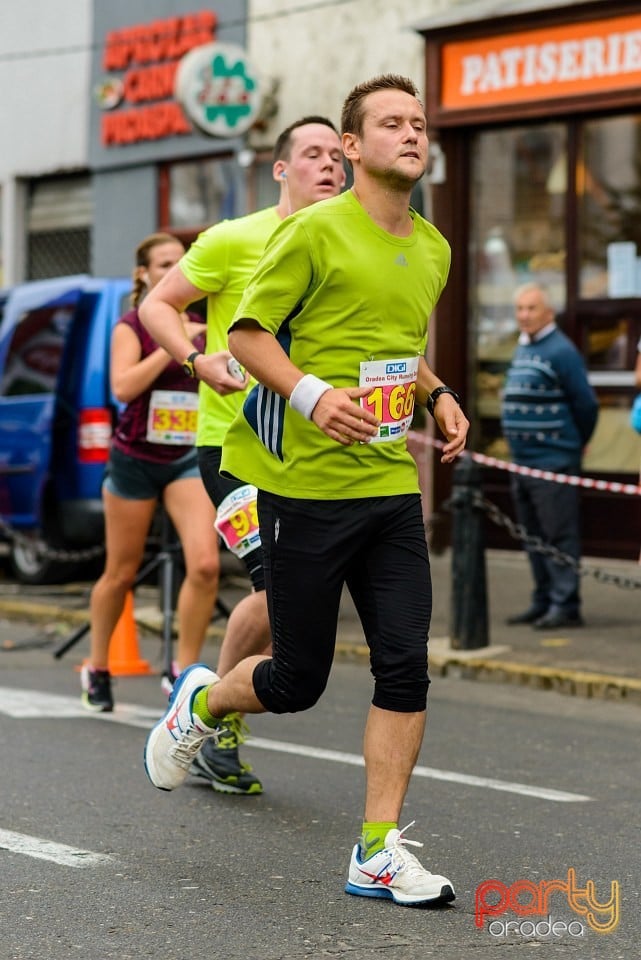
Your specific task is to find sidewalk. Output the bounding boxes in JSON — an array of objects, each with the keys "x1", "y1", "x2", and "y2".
[
  {"x1": 0, "y1": 548, "x2": 639, "y2": 705},
  {"x1": 337, "y1": 548, "x2": 641, "y2": 704}
]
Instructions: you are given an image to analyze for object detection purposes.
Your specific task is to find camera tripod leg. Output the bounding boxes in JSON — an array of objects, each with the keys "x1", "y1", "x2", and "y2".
[
  {"x1": 52, "y1": 554, "x2": 160, "y2": 660},
  {"x1": 53, "y1": 513, "x2": 233, "y2": 664},
  {"x1": 158, "y1": 548, "x2": 176, "y2": 683}
]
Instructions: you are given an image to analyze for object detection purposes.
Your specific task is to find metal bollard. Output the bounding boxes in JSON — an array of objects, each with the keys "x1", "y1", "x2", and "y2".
[{"x1": 449, "y1": 456, "x2": 489, "y2": 649}]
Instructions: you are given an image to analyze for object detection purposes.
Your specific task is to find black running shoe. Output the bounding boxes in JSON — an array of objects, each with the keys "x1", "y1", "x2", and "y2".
[
  {"x1": 81, "y1": 665, "x2": 114, "y2": 712},
  {"x1": 190, "y1": 712, "x2": 263, "y2": 795}
]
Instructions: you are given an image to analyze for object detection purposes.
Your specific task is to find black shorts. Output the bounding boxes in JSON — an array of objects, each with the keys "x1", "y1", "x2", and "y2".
[
  {"x1": 252, "y1": 492, "x2": 431, "y2": 715},
  {"x1": 197, "y1": 445, "x2": 264, "y2": 591},
  {"x1": 103, "y1": 446, "x2": 200, "y2": 499}
]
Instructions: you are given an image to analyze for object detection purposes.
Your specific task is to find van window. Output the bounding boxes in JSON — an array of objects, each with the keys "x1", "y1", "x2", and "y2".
[{"x1": 0, "y1": 304, "x2": 75, "y2": 396}]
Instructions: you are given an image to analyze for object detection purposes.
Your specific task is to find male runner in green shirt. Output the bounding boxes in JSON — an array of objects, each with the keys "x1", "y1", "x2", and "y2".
[
  {"x1": 145, "y1": 75, "x2": 469, "y2": 908},
  {"x1": 140, "y1": 117, "x2": 345, "y2": 794}
]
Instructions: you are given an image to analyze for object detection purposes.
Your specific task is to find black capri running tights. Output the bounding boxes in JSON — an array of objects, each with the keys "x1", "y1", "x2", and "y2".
[{"x1": 252, "y1": 491, "x2": 432, "y2": 715}]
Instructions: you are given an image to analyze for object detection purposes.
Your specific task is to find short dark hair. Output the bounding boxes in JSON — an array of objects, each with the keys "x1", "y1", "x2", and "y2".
[
  {"x1": 273, "y1": 115, "x2": 338, "y2": 162},
  {"x1": 341, "y1": 74, "x2": 421, "y2": 138}
]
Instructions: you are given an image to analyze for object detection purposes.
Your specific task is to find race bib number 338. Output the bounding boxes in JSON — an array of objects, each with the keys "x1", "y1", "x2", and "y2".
[
  {"x1": 359, "y1": 356, "x2": 418, "y2": 443},
  {"x1": 147, "y1": 390, "x2": 198, "y2": 445}
]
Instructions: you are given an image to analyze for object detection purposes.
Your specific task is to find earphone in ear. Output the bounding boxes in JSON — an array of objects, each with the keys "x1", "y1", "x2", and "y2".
[{"x1": 281, "y1": 171, "x2": 287, "y2": 179}]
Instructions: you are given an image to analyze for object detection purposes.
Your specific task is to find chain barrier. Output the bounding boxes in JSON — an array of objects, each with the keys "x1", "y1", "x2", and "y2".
[
  {"x1": 409, "y1": 430, "x2": 641, "y2": 591},
  {"x1": 0, "y1": 514, "x2": 105, "y2": 565},
  {"x1": 451, "y1": 491, "x2": 641, "y2": 592}
]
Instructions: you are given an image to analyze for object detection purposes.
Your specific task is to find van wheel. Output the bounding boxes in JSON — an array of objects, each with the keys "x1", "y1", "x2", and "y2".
[{"x1": 10, "y1": 540, "x2": 75, "y2": 585}]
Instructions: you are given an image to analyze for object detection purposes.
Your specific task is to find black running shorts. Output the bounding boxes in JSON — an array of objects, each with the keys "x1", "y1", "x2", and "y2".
[{"x1": 252, "y1": 492, "x2": 431, "y2": 714}]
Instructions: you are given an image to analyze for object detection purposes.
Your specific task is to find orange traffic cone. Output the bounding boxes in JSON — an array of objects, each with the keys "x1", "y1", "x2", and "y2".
[{"x1": 107, "y1": 590, "x2": 153, "y2": 676}]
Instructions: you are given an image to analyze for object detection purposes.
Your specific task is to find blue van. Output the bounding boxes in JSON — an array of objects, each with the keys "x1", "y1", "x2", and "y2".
[{"x1": 0, "y1": 275, "x2": 131, "y2": 582}]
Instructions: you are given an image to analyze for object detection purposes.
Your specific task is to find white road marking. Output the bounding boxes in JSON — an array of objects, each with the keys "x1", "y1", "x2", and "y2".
[
  {"x1": 0, "y1": 687, "x2": 158, "y2": 725},
  {"x1": 0, "y1": 687, "x2": 592, "y2": 803},
  {"x1": 0, "y1": 829, "x2": 112, "y2": 868},
  {"x1": 0, "y1": 687, "x2": 92, "y2": 718},
  {"x1": 247, "y1": 737, "x2": 592, "y2": 803}
]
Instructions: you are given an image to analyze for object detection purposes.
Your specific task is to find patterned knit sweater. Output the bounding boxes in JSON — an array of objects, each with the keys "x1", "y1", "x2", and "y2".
[{"x1": 500, "y1": 327, "x2": 598, "y2": 471}]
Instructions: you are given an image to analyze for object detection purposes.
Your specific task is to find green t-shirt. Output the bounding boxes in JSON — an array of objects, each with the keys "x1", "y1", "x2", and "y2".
[
  {"x1": 180, "y1": 206, "x2": 281, "y2": 446},
  {"x1": 222, "y1": 190, "x2": 451, "y2": 499}
]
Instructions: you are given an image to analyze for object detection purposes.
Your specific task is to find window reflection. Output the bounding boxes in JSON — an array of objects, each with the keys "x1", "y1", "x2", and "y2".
[
  {"x1": 578, "y1": 115, "x2": 641, "y2": 299},
  {"x1": 169, "y1": 158, "x2": 236, "y2": 228},
  {"x1": 1, "y1": 305, "x2": 75, "y2": 396},
  {"x1": 470, "y1": 124, "x2": 566, "y2": 457},
  {"x1": 252, "y1": 159, "x2": 279, "y2": 210}
]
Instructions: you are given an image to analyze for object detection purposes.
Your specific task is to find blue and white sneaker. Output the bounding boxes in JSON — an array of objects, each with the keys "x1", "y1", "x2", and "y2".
[
  {"x1": 144, "y1": 663, "x2": 220, "y2": 791},
  {"x1": 345, "y1": 822, "x2": 455, "y2": 907}
]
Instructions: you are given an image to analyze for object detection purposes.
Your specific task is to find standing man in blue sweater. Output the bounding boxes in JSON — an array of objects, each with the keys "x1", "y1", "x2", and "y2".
[{"x1": 501, "y1": 283, "x2": 598, "y2": 629}]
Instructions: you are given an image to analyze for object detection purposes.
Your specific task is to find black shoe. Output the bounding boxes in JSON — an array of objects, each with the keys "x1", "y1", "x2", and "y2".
[
  {"x1": 533, "y1": 610, "x2": 584, "y2": 630},
  {"x1": 80, "y1": 665, "x2": 114, "y2": 712},
  {"x1": 189, "y1": 713, "x2": 263, "y2": 795},
  {"x1": 506, "y1": 606, "x2": 546, "y2": 625}
]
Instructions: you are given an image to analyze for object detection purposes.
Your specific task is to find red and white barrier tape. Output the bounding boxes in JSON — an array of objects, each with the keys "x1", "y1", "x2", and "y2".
[{"x1": 407, "y1": 431, "x2": 641, "y2": 497}]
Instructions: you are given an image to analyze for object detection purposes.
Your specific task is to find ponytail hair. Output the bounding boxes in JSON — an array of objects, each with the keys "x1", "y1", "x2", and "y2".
[{"x1": 130, "y1": 232, "x2": 183, "y2": 307}]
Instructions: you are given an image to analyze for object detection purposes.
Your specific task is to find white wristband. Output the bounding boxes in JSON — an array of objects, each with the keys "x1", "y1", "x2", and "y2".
[{"x1": 289, "y1": 374, "x2": 333, "y2": 420}]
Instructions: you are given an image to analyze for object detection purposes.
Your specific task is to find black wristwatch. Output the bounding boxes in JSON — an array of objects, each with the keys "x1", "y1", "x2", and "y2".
[
  {"x1": 182, "y1": 351, "x2": 202, "y2": 379},
  {"x1": 426, "y1": 385, "x2": 461, "y2": 417}
]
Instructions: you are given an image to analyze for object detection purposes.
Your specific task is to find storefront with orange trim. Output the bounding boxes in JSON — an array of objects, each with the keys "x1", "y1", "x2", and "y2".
[{"x1": 417, "y1": 0, "x2": 641, "y2": 558}]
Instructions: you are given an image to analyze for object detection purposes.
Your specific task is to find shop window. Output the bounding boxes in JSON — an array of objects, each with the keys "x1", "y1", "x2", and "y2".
[
  {"x1": 28, "y1": 229, "x2": 90, "y2": 281},
  {"x1": 27, "y1": 176, "x2": 92, "y2": 280},
  {"x1": 164, "y1": 156, "x2": 237, "y2": 234},
  {"x1": 469, "y1": 116, "x2": 641, "y2": 475},
  {"x1": 578, "y1": 115, "x2": 641, "y2": 300},
  {"x1": 250, "y1": 156, "x2": 280, "y2": 211},
  {"x1": 576, "y1": 115, "x2": 641, "y2": 474},
  {"x1": 469, "y1": 124, "x2": 566, "y2": 459}
]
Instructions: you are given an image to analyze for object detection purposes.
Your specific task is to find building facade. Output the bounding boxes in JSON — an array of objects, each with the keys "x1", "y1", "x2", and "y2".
[
  {"x1": 1, "y1": 0, "x2": 639, "y2": 555},
  {"x1": 0, "y1": 0, "x2": 429, "y2": 283}
]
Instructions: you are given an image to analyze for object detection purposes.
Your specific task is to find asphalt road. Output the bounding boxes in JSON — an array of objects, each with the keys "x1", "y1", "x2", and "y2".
[{"x1": 1, "y1": 646, "x2": 638, "y2": 960}]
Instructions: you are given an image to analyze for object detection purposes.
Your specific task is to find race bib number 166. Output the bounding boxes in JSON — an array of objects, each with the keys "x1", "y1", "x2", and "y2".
[{"x1": 359, "y1": 356, "x2": 418, "y2": 443}]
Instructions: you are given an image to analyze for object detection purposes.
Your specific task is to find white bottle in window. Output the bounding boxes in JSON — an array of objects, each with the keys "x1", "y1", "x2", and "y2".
[{"x1": 480, "y1": 227, "x2": 517, "y2": 347}]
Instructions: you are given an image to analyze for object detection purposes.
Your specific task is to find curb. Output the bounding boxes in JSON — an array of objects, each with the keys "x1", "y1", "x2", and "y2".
[
  {"x1": 3, "y1": 600, "x2": 640, "y2": 706},
  {"x1": 0, "y1": 600, "x2": 89, "y2": 627},
  {"x1": 333, "y1": 640, "x2": 641, "y2": 706},
  {"x1": 428, "y1": 653, "x2": 641, "y2": 706},
  {"x1": 0, "y1": 599, "x2": 226, "y2": 639}
]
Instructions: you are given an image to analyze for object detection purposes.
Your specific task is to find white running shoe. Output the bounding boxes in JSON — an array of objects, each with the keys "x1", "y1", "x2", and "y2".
[
  {"x1": 345, "y1": 822, "x2": 455, "y2": 907},
  {"x1": 144, "y1": 663, "x2": 220, "y2": 791}
]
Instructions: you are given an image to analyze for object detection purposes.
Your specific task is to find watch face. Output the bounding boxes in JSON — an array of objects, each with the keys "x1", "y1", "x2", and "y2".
[{"x1": 182, "y1": 360, "x2": 194, "y2": 377}]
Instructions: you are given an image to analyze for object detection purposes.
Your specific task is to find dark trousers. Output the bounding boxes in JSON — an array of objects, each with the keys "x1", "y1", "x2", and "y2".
[
  {"x1": 252, "y1": 492, "x2": 432, "y2": 715},
  {"x1": 510, "y1": 473, "x2": 581, "y2": 615}
]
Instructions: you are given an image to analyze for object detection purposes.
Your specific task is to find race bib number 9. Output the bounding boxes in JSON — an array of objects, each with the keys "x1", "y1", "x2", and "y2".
[
  {"x1": 214, "y1": 484, "x2": 261, "y2": 558},
  {"x1": 359, "y1": 356, "x2": 419, "y2": 443},
  {"x1": 147, "y1": 390, "x2": 198, "y2": 445}
]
